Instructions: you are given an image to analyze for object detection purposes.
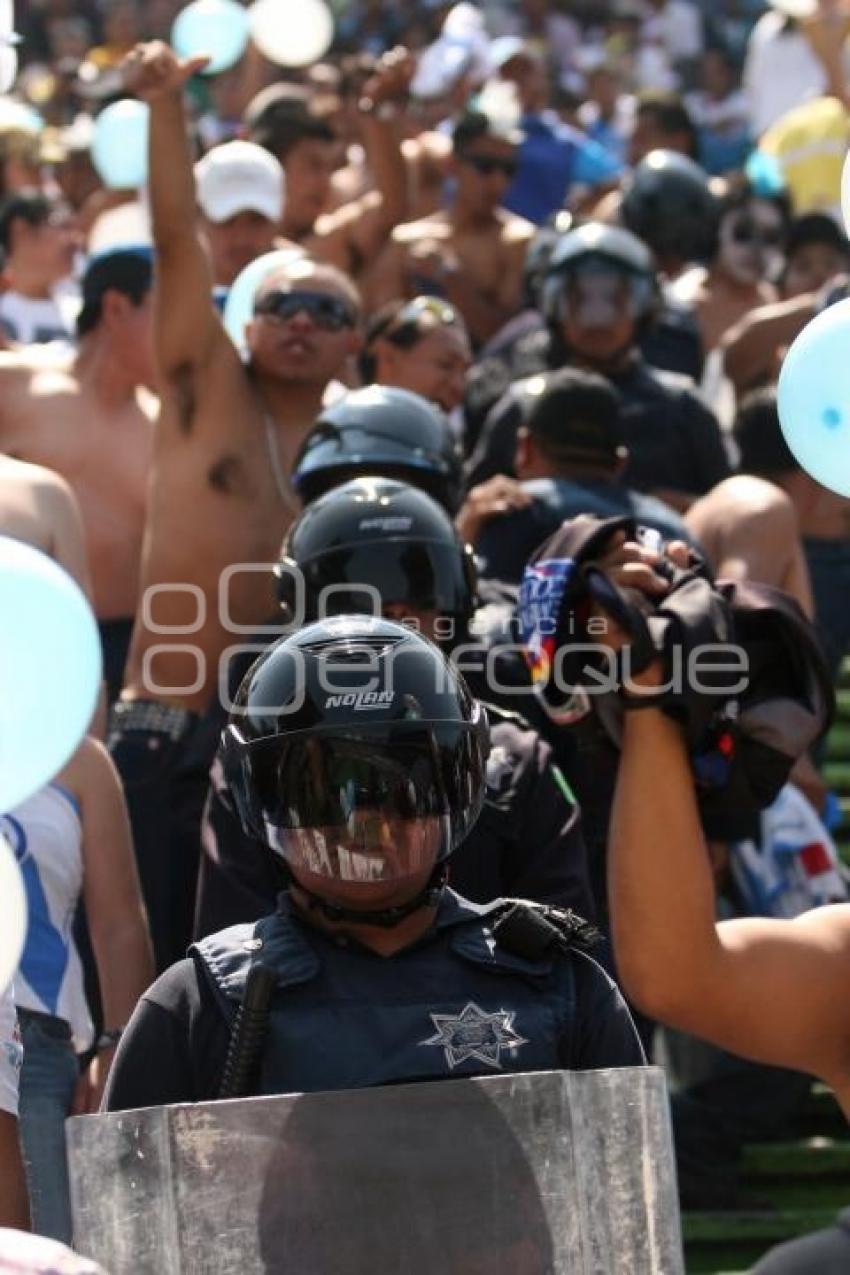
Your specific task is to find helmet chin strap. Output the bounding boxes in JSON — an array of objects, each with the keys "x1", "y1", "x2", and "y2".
[{"x1": 293, "y1": 866, "x2": 448, "y2": 930}]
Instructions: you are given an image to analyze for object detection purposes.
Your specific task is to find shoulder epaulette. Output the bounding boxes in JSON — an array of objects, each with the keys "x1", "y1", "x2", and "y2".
[{"x1": 491, "y1": 900, "x2": 602, "y2": 961}]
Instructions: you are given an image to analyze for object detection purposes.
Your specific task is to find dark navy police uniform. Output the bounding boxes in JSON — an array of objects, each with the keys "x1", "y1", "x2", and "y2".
[{"x1": 104, "y1": 891, "x2": 644, "y2": 1111}]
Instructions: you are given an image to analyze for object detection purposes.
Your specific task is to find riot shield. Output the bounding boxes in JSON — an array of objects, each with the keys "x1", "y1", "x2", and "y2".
[{"x1": 68, "y1": 1067, "x2": 684, "y2": 1274}]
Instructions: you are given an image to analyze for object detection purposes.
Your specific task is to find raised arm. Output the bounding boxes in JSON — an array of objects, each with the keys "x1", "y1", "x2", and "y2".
[
  {"x1": 312, "y1": 49, "x2": 412, "y2": 273},
  {"x1": 122, "y1": 43, "x2": 223, "y2": 378},
  {"x1": 609, "y1": 703, "x2": 850, "y2": 1097}
]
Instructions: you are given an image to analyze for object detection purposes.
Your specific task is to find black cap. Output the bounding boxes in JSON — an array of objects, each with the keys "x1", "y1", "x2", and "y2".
[
  {"x1": 77, "y1": 244, "x2": 153, "y2": 335},
  {"x1": 785, "y1": 213, "x2": 850, "y2": 260},
  {"x1": 527, "y1": 368, "x2": 625, "y2": 466}
]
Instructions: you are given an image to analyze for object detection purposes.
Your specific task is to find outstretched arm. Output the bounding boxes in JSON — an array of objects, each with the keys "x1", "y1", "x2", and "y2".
[
  {"x1": 609, "y1": 702, "x2": 850, "y2": 1092},
  {"x1": 801, "y1": 7, "x2": 850, "y2": 109},
  {"x1": 312, "y1": 49, "x2": 412, "y2": 273},
  {"x1": 122, "y1": 42, "x2": 223, "y2": 379}
]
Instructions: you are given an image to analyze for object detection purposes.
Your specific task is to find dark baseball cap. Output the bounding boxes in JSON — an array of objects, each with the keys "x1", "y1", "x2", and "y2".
[
  {"x1": 527, "y1": 368, "x2": 625, "y2": 466},
  {"x1": 785, "y1": 213, "x2": 850, "y2": 260},
  {"x1": 77, "y1": 244, "x2": 153, "y2": 335}
]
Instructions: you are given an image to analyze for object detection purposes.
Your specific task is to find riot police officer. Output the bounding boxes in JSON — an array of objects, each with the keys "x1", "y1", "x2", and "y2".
[
  {"x1": 104, "y1": 617, "x2": 644, "y2": 1110},
  {"x1": 465, "y1": 222, "x2": 729, "y2": 506},
  {"x1": 193, "y1": 478, "x2": 596, "y2": 936}
]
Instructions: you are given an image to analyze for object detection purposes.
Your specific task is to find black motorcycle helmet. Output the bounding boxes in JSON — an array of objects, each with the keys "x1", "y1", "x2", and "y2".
[
  {"x1": 222, "y1": 616, "x2": 489, "y2": 890},
  {"x1": 276, "y1": 477, "x2": 477, "y2": 634},
  {"x1": 292, "y1": 386, "x2": 464, "y2": 514},
  {"x1": 620, "y1": 149, "x2": 720, "y2": 266},
  {"x1": 524, "y1": 209, "x2": 574, "y2": 310},
  {"x1": 542, "y1": 221, "x2": 660, "y2": 331}
]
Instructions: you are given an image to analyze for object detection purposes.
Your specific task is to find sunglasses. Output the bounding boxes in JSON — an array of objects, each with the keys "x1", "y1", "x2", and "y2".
[
  {"x1": 254, "y1": 290, "x2": 357, "y2": 331},
  {"x1": 462, "y1": 154, "x2": 518, "y2": 179}
]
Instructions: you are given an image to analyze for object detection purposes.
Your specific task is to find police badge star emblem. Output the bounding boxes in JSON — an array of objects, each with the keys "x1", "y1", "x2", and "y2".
[{"x1": 419, "y1": 1002, "x2": 528, "y2": 1071}]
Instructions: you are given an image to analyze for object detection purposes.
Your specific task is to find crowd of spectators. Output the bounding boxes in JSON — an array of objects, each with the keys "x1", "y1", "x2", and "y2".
[{"x1": 1, "y1": 0, "x2": 850, "y2": 1270}]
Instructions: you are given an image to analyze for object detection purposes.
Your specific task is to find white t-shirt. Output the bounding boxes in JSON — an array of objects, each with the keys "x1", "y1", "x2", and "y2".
[
  {"x1": 642, "y1": 1, "x2": 704, "y2": 63},
  {"x1": 686, "y1": 87, "x2": 750, "y2": 136},
  {"x1": 744, "y1": 11, "x2": 831, "y2": 138},
  {"x1": 0, "y1": 984, "x2": 21, "y2": 1117},
  {"x1": 0, "y1": 283, "x2": 80, "y2": 346}
]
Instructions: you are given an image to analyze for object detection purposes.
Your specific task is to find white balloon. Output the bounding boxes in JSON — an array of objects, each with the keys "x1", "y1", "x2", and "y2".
[
  {"x1": 249, "y1": 0, "x2": 333, "y2": 67},
  {"x1": 842, "y1": 150, "x2": 850, "y2": 238},
  {"x1": 0, "y1": 0, "x2": 13, "y2": 38},
  {"x1": 0, "y1": 831, "x2": 26, "y2": 996},
  {"x1": 0, "y1": 44, "x2": 16, "y2": 94}
]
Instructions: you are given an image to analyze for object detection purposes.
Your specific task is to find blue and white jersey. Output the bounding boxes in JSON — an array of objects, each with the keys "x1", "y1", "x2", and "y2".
[
  {"x1": 4, "y1": 784, "x2": 93, "y2": 1052},
  {"x1": 0, "y1": 983, "x2": 21, "y2": 1115}
]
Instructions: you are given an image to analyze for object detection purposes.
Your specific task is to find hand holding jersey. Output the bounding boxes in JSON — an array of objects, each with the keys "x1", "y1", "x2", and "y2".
[{"x1": 518, "y1": 514, "x2": 850, "y2": 1113}]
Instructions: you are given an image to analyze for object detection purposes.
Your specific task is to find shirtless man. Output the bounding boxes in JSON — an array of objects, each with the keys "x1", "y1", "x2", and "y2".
[
  {"x1": 0, "y1": 247, "x2": 155, "y2": 701},
  {"x1": 720, "y1": 227, "x2": 850, "y2": 405},
  {"x1": 194, "y1": 140, "x2": 287, "y2": 289},
  {"x1": 687, "y1": 472, "x2": 813, "y2": 603},
  {"x1": 244, "y1": 49, "x2": 411, "y2": 285},
  {"x1": 0, "y1": 455, "x2": 92, "y2": 600},
  {"x1": 366, "y1": 111, "x2": 535, "y2": 348},
  {"x1": 113, "y1": 42, "x2": 361, "y2": 971},
  {"x1": 670, "y1": 187, "x2": 784, "y2": 354}
]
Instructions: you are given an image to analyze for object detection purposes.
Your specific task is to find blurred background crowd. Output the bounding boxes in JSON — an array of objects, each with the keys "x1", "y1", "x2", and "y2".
[{"x1": 2, "y1": 1, "x2": 850, "y2": 1272}]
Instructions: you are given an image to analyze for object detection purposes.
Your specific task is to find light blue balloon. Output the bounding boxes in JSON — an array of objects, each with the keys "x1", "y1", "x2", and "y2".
[
  {"x1": 223, "y1": 248, "x2": 308, "y2": 353},
  {"x1": 172, "y1": 0, "x2": 250, "y2": 76},
  {"x1": 0, "y1": 537, "x2": 101, "y2": 812},
  {"x1": 91, "y1": 99, "x2": 150, "y2": 191},
  {"x1": 745, "y1": 150, "x2": 786, "y2": 198},
  {"x1": 777, "y1": 297, "x2": 850, "y2": 497}
]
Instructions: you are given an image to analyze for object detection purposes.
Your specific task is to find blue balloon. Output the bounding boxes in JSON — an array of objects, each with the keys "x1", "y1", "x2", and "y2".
[
  {"x1": 777, "y1": 297, "x2": 850, "y2": 497},
  {"x1": 745, "y1": 150, "x2": 786, "y2": 198},
  {"x1": 0, "y1": 537, "x2": 101, "y2": 812},
  {"x1": 172, "y1": 0, "x2": 249, "y2": 76},
  {"x1": 223, "y1": 248, "x2": 308, "y2": 353},
  {"x1": 91, "y1": 99, "x2": 150, "y2": 191}
]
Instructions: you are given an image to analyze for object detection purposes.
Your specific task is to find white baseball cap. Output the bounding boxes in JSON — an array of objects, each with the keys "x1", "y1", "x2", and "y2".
[{"x1": 195, "y1": 141, "x2": 285, "y2": 224}]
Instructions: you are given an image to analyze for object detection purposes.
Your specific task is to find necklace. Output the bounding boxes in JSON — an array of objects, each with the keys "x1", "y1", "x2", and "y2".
[{"x1": 262, "y1": 412, "x2": 299, "y2": 516}]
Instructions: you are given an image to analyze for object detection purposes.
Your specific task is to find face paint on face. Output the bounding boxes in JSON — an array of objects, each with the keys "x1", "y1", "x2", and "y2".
[{"x1": 718, "y1": 202, "x2": 785, "y2": 286}]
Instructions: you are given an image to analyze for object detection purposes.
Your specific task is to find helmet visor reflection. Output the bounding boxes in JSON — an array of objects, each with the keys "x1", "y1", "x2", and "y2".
[
  {"x1": 559, "y1": 264, "x2": 633, "y2": 327},
  {"x1": 279, "y1": 814, "x2": 450, "y2": 882},
  {"x1": 236, "y1": 722, "x2": 485, "y2": 881},
  {"x1": 300, "y1": 542, "x2": 473, "y2": 620}
]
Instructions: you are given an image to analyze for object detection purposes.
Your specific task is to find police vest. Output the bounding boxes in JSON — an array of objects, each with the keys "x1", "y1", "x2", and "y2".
[{"x1": 191, "y1": 892, "x2": 588, "y2": 1096}]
